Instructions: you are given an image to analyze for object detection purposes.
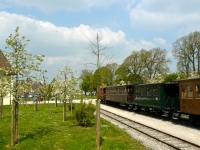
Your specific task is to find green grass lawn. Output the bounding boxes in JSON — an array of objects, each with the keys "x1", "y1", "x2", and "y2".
[{"x1": 0, "y1": 103, "x2": 148, "y2": 150}]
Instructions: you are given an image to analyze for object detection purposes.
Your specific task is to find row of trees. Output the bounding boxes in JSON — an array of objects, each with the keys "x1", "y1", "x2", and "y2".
[
  {"x1": 80, "y1": 47, "x2": 171, "y2": 94},
  {"x1": 0, "y1": 27, "x2": 46, "y2": 146},
  {"x1": 0, "y1": 29, "x2": 117, "y2": 149},
  {"x1": 0, "y1": 27, "x2": 81, "y2": 146},
  {"x1": 80, "y1": 31, "x2": 200, "y2": 95}
]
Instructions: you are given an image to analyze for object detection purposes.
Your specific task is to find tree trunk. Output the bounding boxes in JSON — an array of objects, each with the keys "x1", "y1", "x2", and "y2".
[
  {"x1": 96, "y1": 99, "x2": 100, "y2": 149},
  {"x1": 15, "y1": 102, "x2": 19, "y2": 143},
  {"x1": 63, "y1": 101, "x2": 66, "y2": 121},
  {"x1": 11, "y1": 100, "x2": 16, "y2": 146},
  {"x1": 55, "y1": 96, "x2": 58, "y2": 107},
  {"x1": 48, "y1": 100, "x2": 50, "y2": 114},
  {"x1": 70, "y1": 100, "x2": 73, "y2": 114},
  {"x1": 34, "y1": 98, "x2": 38, "y2": 111},
  {"x1": 0, "y1": 97, "x2": 3, "y2": 118}
]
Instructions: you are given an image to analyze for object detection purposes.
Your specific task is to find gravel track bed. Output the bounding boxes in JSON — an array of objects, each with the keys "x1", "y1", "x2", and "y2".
[{"x1": 100, "y1": 104, "x2": 200, "y2": 150}]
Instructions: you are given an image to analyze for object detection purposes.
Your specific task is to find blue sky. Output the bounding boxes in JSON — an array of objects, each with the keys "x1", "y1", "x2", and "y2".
[{"x1": 1, "y1": 0, "x2": 200, "y2": 82}]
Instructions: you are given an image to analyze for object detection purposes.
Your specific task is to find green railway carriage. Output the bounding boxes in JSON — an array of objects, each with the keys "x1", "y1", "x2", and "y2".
[{"x1": 134, "y1": 82, "x2": 179, "y2": 115}]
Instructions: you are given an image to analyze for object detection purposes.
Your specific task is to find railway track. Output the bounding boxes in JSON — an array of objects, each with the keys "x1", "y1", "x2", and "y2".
[{"x1": 100, "y1": 108, "x2": 200, "y2": 150}]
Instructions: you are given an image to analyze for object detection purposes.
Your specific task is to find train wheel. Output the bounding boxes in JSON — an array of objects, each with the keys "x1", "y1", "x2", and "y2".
[
  {"x1": 155, "y1": 110, "x2": 162, "y2": 116},
  {"x1": 144, "y1": 107, "x2": 150, "y2": 113},
  {"x1": 172, "y1": 112, "x2": 180, "y2": 120},
  {"x1": 189, "y1": 115, "x2": 199, "y2": 125},
  {"x1": 127, "y1": 105, "x2": 133, "y2": 110},
  {"x1": 133, "y1": 106, "x2": 140, "y2": 111}
]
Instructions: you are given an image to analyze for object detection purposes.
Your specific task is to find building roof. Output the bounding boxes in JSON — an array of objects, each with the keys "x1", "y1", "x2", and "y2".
[{"x1": 0, "y1": 50, "x2": 11, "y2": 68}]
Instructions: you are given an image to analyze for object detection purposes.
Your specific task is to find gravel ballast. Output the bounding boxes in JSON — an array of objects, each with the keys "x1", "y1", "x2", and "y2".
[{"x1": 100, "y1": 104, "x2": 200, "y2": 149}]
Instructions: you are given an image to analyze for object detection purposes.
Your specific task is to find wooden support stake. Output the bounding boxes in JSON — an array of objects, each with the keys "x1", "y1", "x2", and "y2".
[{"x1": 96, "y1": 99, "x2": 100, "y2": 149}]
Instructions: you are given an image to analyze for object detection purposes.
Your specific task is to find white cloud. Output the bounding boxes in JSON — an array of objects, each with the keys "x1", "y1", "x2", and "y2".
[
  {"x1": 0, "y1": 11, "x2": 165, "y2": 81},
  {"x1": 129, "y1": 0, "x2": 200, "y2": 30},
  {"x1": 44, "y1": 56, "x2": 82, "y2": 65},
  {"x1": 153, "y1": 38, "x2": 166, "y2": 45},
  {"x1": 139, "y1": 39, "x2": 155, "y2": 48}
]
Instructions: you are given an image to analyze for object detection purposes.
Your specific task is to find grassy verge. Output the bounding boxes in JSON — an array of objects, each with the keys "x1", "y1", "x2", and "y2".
[{"x1": 0, "y1": 103, "x2": 148, "y2": 150}]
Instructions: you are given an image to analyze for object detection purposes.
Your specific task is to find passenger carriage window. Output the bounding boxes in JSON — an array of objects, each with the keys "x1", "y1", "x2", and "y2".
[
  {"x1": 188, "y1": 85, "x2": 193, "y2": 97},
  {"x1": 141, "y1": 87, "x2": 146, "y2": 96},
  {"x1": 135, "y1": 87, "x2": 139, "y2": 96},
  {"x1": 147, "y1": 87, "x2": 152, "y2": 96},
  {"x1": 146, "y1": 87, "x2": 149, "y2": 96},
  {"x1": 150, "y1": 88, "x2": 153, "y2": 96},
  {"x1": 138, "y1": 87, "x2": 140, "y2": 96},
  {"x1": 140, "y1": 87, "x2": 143, "y2": 95},
  {"x1": 139, "y1": 87, "x2": 142, "y2": 96},
  {"x1": 153, "y1": 86, "x2": 159, "y2": 96},
  {"x1": 196, "y1": 85, "x2": 200, "y2": 98},
  {"x1": 181, "y1": 86, "x2": 186, "y2": 98}
]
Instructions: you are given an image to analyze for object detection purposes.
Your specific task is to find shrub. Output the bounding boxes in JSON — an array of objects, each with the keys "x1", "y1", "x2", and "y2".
[{"x1": 75, "y1": 101, "x2": 95, "y2": 127}]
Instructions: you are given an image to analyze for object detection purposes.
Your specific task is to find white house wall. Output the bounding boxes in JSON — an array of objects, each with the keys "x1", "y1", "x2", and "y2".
[{"x1": 3, "y1": 94, "x2": 12, "y2": 105}]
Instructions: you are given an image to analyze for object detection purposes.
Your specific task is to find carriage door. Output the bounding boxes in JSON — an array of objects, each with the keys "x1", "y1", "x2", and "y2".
[
  {"x1": 195, "y1": 84, "x2": 200, "y2": 115},
  {"x1": 127, "y1": 85, "x2": 134, "y2": 104},
  {"x1": 180, "y1": 84, "x2": 199, "y2": 115}
]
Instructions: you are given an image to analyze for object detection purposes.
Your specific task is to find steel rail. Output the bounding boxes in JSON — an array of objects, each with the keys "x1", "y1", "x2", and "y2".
[{"x1": 100, "y1": 108, "x2": 200, "y2": 150}]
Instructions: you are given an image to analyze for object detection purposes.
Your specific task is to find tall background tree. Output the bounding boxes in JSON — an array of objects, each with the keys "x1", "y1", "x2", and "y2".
[
  {"x1": 115, "y1": 48, "x2": 170, "y2": 84},
  {"x1": 0, "y1": 27, "x2": 45, "y2": 146},
  {"x1": 92, "y1": 66, "x2": 112, "y2": 88},
  {"x1": 173, "y1": 31, "x2": 200, "y2": 77},
  {"x1": 79, "y1": 69, "x2": 93, "y2": 95},
  {"x1": 142, "y1": 47, "x2": 171, "y2": 81},
  {"x1": 115, "y1": 50, "x2": 144, "y2": 84},
  {"x1": 105, "y1": 62, "x2": 119, "y2": 85},
  {"x1": 81, "y1": 73, "x2": 93, "y2": 95}
]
